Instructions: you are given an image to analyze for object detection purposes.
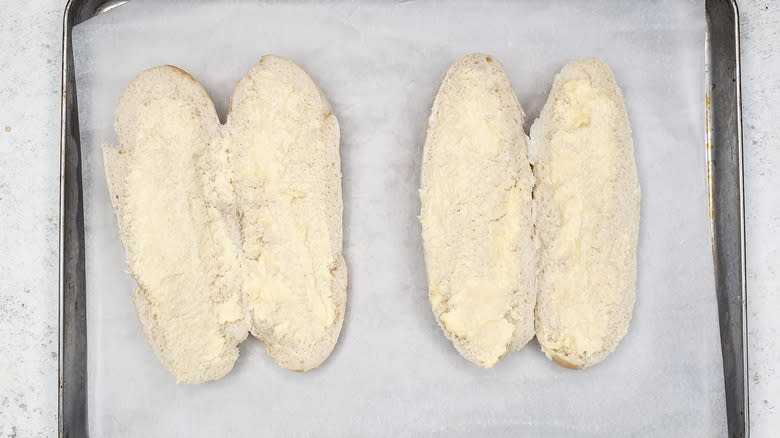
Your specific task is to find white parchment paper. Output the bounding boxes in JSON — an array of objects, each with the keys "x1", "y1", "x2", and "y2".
[{"x1": 74, "y1": 0, "x2": 725, "y2": 436}]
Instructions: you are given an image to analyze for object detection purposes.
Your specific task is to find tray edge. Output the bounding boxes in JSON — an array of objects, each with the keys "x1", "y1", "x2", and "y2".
[
  {"x1": 60, "y1": 2, "x2": 130, "y2": 437},
  {"x1": 59, "y1": 1, "x2": 749, "y2": 436},
  {"x1": 705, "y1": 0, "x2": 749, "y2": 437}
]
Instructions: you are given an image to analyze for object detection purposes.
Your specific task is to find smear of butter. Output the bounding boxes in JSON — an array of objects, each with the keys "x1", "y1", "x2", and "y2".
[
  {"x1": 420, "y1": 58, "x2": 533, "y2": 367},
  {"x1": 231, "y1": 69, "x2": 339, "y2": 347},
  {"x1": 544, "y1": 79, "x2": 625, "y2": 354},
  {"x1": 440, "y1": 277, "x2": 515, "y2": 365},
  {"x1": 121, "y1": 96, "x2": 244, "y2": 372},
  {"x1": 216, "y1": 295, "x2": 244, "y2": 324}
]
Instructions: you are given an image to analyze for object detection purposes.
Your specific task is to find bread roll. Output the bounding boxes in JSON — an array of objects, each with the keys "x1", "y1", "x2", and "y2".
[
  {"x1": 530, "y1": 58, "x2": 640, "y2": 369},
  {"x1": 104, "y1": 66, "x2": 248, "y2": 383},
  {"x1": 229, "y1": 56, "x2": 347, "y2": 372},
  {"x1": 105, "y1": 57, "x2": 346, "y2": 380},
  {"x1": 420, "y1": 54, "x2": 536, "y2": 368}
]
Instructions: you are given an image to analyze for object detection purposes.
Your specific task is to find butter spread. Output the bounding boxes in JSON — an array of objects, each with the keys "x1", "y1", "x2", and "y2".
[
  {"x1": 439, "y1": 277, "x2": 515, "y2": 363},
  {"x1": 230, "y1": 71, "x2": 339, "y2": 345},
  {"x1": 543, "y1": 79, "x2": 628, "y2": 354},
  {"x1": 123, "y1": 97, "x2": 242, "y2": 369},
  {"x1": 420, "y1": 61, "x2": 532, "y2": 367}
]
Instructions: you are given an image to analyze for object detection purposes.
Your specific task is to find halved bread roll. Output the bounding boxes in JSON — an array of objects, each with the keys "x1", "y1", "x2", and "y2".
[
  {"x1": 104, "y1": 66, "x2": 248, "y2": 384},
  {"x1": 530, "y1": 58, "x2": 640, "y2": 369},
  {"x1": 104, "y1": 56, "x2": 346, "y2": 381},
  {"x1": 229, "y1": 56, "x2": 347, "y2": 372},
  {"x1": 420, "y1": 54, "x2": 536, "y2": 368}
]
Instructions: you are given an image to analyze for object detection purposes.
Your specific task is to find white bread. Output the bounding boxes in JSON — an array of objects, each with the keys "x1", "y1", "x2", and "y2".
[
  {"x1": 104, "y1": 66, "x2": 248, "y2": 384},
  {"x1": 228, "y1": 56, "x2": 347, "y2": 372},
  {"x1": 530, "y1": 58, "x2": 640, "y2": 369},
  {"x1": 419, "y1": 54, "x2": 536, "y2": 368},
  {"x1": 104, "y1": 57, "x2": 346, "y2": 380}
]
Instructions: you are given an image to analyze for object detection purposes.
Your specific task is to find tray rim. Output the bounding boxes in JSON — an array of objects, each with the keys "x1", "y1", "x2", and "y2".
[
  {"x1": 58, "y1": 1, "x2": 748, "y2": 436},
  {"x1": 705, "y1": 0, "x2": 749, "y2": 436}
]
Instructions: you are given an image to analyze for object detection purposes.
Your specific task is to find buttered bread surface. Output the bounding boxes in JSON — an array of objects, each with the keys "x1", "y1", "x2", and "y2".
[{"x1": 104, "y1": 56, "x2": 346, "y2": 383}]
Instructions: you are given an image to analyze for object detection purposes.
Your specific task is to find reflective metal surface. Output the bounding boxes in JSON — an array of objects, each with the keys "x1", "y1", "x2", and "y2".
[
  {"x1": 706, "y1": 0, "x2": 748, "y2": 436},
  {"x1": 60, "y1": 2, "x2": 131, "y2": 436}
]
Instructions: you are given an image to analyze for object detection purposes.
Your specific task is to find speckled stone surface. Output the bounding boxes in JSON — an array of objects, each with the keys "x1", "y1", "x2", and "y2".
[
  {"x1": 0, "y1": 1, "x2": 62, "y2": 438},
  {"x1": 741, "y1": 1, "x2": 780, "y2": 433},
  {"x1": 0, "y1": 1, "x2": 776, "y2": 436}
]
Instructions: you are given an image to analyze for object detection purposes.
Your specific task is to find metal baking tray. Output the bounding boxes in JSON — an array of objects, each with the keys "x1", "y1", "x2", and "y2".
[{"x1": 59, "y1": 0, "x2": 748, "y2": 436}]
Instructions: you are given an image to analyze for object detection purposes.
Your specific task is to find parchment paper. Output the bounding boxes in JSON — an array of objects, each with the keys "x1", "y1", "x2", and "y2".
[{"x1": 73, "y1": 0, "x2": 725, "y2": 436}]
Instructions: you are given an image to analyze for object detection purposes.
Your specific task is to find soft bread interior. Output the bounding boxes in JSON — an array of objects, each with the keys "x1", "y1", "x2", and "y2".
[
  {"x1": 104, "y1": 57, "x2": 346, "y2": 381},
  {"x1": 228, "y1": 56, "x2": 347, "y2": 372},
  {"x1": 420, "y1": 54, "x2": 536, "y2": 368},
  {"x1": 530, "y1": 58, "x2": 640, "y2": 369},
  {"x1": 104, "y1": 66, "x2": 248, "y2": 383}
]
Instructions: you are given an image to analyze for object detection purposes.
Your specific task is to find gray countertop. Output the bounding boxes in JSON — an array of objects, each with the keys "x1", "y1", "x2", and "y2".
[{"x1": 0, "y1": 1, "x2": 777, "y2": 436}]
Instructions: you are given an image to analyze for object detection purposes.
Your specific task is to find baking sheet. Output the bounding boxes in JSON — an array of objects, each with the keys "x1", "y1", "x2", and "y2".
[{"x1": 73, "y1": 0, "x2": 725, "y2": 436}]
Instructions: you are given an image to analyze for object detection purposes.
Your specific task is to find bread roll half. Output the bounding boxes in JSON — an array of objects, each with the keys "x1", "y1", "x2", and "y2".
[
  {"x1": 420, "y1": 54, "x2": 536, "y2": 368},
  {"x1": 104, "y1": 66, "x2": 249, "y2": 383},
  {"x1": 229, "y1": 56, "x2": 347, "y2": 372},
  {"x1": 530, "y1": 58, "x2": 640, "y2": 369},
  {"x1": 105, "y1": 57, "x2": 346, "y2": 381}
]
